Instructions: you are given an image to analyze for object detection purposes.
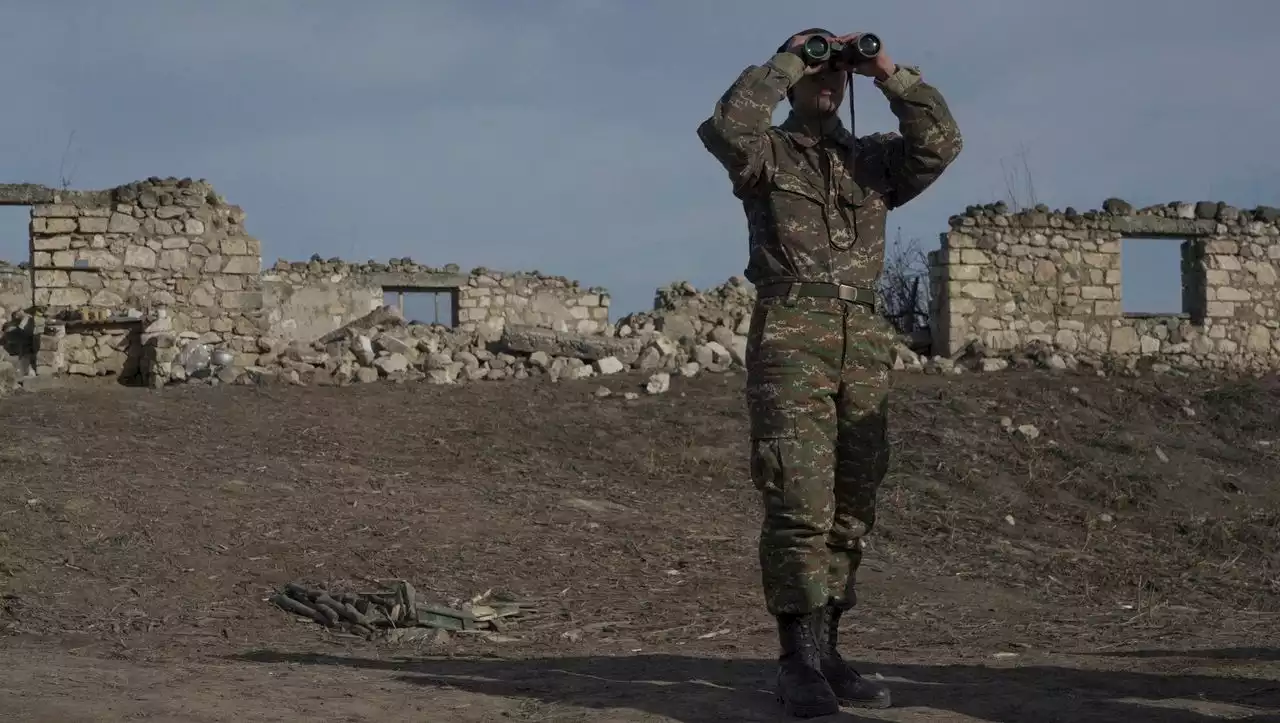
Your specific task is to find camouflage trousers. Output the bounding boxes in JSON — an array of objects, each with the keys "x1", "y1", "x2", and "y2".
[{"x1": 745, "y1": 294, "x2": 895, "y2": 616}]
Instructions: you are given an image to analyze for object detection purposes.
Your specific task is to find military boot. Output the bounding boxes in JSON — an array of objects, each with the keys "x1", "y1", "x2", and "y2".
[
  {"x1": 774, "y1": 612, "x2": 841, "y2": 718},
  {"x1": 814, "y1": 602, "x2": 892, "y2": 708}
]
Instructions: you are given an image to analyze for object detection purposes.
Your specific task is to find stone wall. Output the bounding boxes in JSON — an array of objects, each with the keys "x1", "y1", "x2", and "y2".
[
  {"x1": 458, "y1": 266, "x2": 610, "y2": 339},
  {"x1": 261, "y1": 257, "x2": 610, "y2": 343},
  {"x1": 8, "y1": 176, "x2": 1280, "y2": 390},
  {"x1": 260, "y1": 259, "x2": 385, "y2": 343},
  {"x1": 29, "y1": 178, "x2": 263, "y2": 318},
  {"x1": 0, "y1": 264, "x2": 29, "y2": 317},
  {"x1": 0, "y1": 265, "x2": 33, "y2": 377},
  {"x1": 16, "y1": 177, "x2": 271, "y2": 380},
  {"x1": 0, "y1": 177, "x2": 615, "y2": 385},
  {"x1": 929, "y1": 200, "x2": 1280, "y2": 372}
]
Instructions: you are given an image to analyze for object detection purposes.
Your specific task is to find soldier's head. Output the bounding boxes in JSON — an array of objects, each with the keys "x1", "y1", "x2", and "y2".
[{"x1": 779, "y1": 28, "x2": 848, "y2": 118}]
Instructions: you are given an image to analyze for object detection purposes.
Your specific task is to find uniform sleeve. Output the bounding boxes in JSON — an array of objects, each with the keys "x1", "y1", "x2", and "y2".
[
  {"x1": 858, "y1": 65, "x2": 963, "y2": 209},
  {"x1": 696, "y1": 52, "x2": 806, "y2": 197}
]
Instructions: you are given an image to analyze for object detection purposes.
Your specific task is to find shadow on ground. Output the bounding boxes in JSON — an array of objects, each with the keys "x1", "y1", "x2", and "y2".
[
  {"x1": 1088, "y1": 648, "x2": 1280, "y2": 662},
  {"x1": 235, "y1": 649, "x2": 1280, "y2": 723}
]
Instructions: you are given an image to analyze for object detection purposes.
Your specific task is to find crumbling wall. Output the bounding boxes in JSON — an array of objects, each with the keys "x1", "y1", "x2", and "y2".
[
  {"x1": 458, "y1": 266, "x2": 610, "y2": 339},
  {"x1": 0, "y1": 265, "x2": 29, "y2": 315},
  {"x1": 928, "y1": 200, "x2": 1280, "y2": 372},
  {"x1": 19, "y1": 177, "x2": 270, "y2": 380},
  {"x1": 261, "y1": 259, "x2": 385, "y2": 342},
  {"x1": 260, "y1": 258, "x2": 610, "y2": 342},
  {"x1": 0, "y1": 265, "x2": 33, "y2": 380},
  {"x1": 30, "y1": 177, "x2": 264, "y2": 318},
  {"x1": 15, "y1": 176, "x2": 1280, "y2": 391},
  {"x1": 4, "y1": 176, "x2": 616, "y2": 385}
]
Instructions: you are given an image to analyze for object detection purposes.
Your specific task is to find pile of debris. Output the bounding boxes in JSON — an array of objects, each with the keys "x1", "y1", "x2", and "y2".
[
  {"x1": 615, "y1": 277, "x2": 754, "y2": 349},
  {"x1": 157, "y1": 277, "x2": 1184, "y2": 391},
  {"x1": 269, "y1": 579, "x2": 531, "y2": 642},
  {"x1": 158, "y1": 302, "x2": 744, "y2": 390}
]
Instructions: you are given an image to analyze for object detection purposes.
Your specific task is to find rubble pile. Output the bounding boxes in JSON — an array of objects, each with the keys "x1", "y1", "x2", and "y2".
[
  {"x1": 895, "y1": 338, "x2": 1186, "y2": 378},
  {"x1": 616, "y1": 277, "x2": 755, "y2": 347},
  {"x1": 151, "y1": 276, "x2": 1188, "y2": 393},
  {"x1": 161, "y1": 298, "x2": 744, "y2": 390}
]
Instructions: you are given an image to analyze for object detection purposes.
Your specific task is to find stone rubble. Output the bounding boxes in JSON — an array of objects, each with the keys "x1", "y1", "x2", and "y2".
[
  {"x1": 3, "y1": 178, "x2": 1278, "y2": 392},
  {"x1": 138, "y1": 293, "x2": 1195, "y2": 396},
  {"x1": 0, "y1": 267, "x2": 1254, "y2": 397}
]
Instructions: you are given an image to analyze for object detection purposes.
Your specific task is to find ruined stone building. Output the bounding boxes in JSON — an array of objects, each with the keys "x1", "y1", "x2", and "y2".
[
  {"x1": 927, "y1": 200, "x2": 1280, "y2": 372},
  {"x1": 0, "y1": 178, "x2": 609, "y2": 382},
  {"x1": 0, "y1": 177, "x2": 1278, "y2": 386}
]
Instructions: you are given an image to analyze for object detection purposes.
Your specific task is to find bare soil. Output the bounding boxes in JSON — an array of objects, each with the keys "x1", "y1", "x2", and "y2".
[{"x1": 1, "y1": 369, "x2": 1277, "y2": 722}]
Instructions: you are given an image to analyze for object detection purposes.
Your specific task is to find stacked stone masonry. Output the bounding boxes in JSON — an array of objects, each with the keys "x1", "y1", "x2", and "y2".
[
  {"x1": 2, "y1": 177, "x2": 1279, "y2": 393},
  {"x1": 0, "y1": 177, "x2": 612, "y2": 387},
  {"x1": 928, "y1": 200, "x2": 1280, "y2": 373},
  {"x1": 261, "y1": 258, "x2": 609, "y2": 343},
  {"x1": 18, "y1": 177, "x2": 269, "y2": 380}
]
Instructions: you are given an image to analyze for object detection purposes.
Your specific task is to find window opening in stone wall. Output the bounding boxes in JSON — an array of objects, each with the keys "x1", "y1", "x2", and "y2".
[
  {"x1": 1120, "y1": 236, "x2": 1196, "y2": 318},
  {"x1": 0, "y1": 205, "x2": 27, "y2": 273},
  {"x1": 382, "y1": 287, "x2": 457, "y2": 327}
]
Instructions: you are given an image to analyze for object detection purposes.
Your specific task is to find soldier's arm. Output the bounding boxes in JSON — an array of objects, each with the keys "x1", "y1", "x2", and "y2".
[
  {"x1": 860, "y1": 65, "x2": 963, "y2": 209},
  {"x1": 696, "y1": 52, "x2": 806, "y2": 196}
]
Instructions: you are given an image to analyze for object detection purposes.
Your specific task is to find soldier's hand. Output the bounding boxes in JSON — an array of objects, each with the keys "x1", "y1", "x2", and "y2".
[
  {"x1": 833, "y1": 33, "x2": 896, "y2": 81},
  {"x1": 783, "y1": 33, "x2": 834, "y2": 76}
]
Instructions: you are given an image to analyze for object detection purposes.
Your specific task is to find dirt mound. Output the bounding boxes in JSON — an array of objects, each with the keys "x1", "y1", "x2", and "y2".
[{"x1": 0, "y1": 370, "x2": 1276, "y2": 720}]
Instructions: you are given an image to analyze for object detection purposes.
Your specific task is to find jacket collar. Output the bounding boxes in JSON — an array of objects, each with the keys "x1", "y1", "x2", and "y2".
[{"x1": 779, "y1": 112, "x2": 851, "y2": 148}]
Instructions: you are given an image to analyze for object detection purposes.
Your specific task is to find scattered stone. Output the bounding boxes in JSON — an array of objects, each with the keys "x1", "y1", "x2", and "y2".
[
  {"x1": 374, "y1": 353, "x2": 409, "y2": 375},
  {"x1": 501, "y1": 325, "x2": 643, "y2": 364},
  {"x1": 645, "y1": 372, "x2": 670, "y2": 395},
  {"x1": 426, "y1": 367, "x2": 456, "y2": 384},
  {"x1": 594, "y1": 356, "x2": 625, "y2": 375},
  {"x1": 981, "y1": 358, "x2": 1009, "y2": 372},
  {"x1": 1015, "y1": 424, "x2": 1040, "y2": 440},
  {"x1": 10, "y1": 180, "x2": 1280, "y2": 388}
]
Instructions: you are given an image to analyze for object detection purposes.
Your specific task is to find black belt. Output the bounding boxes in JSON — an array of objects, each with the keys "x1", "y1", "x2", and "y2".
[{"x1": 755, "y1": 282, "x2": 877, "y2": 309}]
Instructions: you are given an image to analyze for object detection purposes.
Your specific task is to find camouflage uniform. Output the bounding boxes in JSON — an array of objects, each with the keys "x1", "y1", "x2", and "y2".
[{"x1": 697, "y1": 41, "x2": 961, "y2": 716}]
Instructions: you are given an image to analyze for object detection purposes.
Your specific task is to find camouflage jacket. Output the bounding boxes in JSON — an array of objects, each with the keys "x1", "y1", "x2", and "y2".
[{"x1": 696, "y1": 51, "x2": 962, "y2": 291}]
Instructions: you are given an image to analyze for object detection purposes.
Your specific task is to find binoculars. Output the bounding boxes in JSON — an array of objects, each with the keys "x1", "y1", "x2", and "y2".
[{"x1": 798, "y1": 33, "x2": 882, "y2": 67}]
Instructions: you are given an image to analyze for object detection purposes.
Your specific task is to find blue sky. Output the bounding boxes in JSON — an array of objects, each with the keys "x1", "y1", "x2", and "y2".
[{"x1": 0, "y1": 0, "x2": 1276, "y2": 318}]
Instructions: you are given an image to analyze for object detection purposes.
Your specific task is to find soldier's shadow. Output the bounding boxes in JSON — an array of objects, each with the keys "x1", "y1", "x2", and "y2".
[{"x1": 234, "y1": 648, "x2": 1280, "y2": 723}]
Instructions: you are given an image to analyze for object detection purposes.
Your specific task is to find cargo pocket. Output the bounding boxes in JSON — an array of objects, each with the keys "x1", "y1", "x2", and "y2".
[
  {"x1": 749, "y1": 436, "x2": 785, "y2": 494},
  {"x1": 745, "y1": 299, "x2": 801, "y2": 441},
  {"x1": 831, "y1": 179, "x2": 867, "y2": 251},
  {"x1": 770, "y1": 171, "x2": 825, "y2": 206},
  {"x1": 767, "y1": 171, "x2": 826, "y2": 254}
]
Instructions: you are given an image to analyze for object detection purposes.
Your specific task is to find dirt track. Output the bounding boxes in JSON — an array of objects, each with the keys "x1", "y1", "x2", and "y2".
[{"x1": 1, "y1": 370, "x2": 1277, "y2": 722}]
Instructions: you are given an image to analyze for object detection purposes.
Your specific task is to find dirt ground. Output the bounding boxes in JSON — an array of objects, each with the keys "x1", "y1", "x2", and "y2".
[{"x1": 0, "y1": 368, "x2": 1277, "y2": 722}]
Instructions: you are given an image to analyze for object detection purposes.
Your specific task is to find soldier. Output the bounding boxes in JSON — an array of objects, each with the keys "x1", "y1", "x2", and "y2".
[{"x1": 696, "y1": 27, "x2": 962, "y2": 717}]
